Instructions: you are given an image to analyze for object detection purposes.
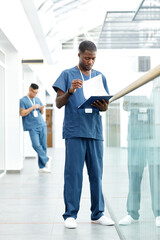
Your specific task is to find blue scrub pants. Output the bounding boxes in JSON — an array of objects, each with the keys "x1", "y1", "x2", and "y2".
[
  {"x1": 29, "y1": 125, "x2": 49, "y2": 168},
  {"x1": 63, "y1": 138, "x2": 104, "y2": 220}
]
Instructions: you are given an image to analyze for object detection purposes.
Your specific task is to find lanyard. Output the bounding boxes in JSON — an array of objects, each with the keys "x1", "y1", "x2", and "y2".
[
  {"x1": 78, "y1": 66, "x2": 91, "y2": 82},
  {"x1": 27, "y1": 96, "x2": 38, "y2": 117},
  {"x1": 27, "y1": 96, "x2": 35, "y2": 106}
]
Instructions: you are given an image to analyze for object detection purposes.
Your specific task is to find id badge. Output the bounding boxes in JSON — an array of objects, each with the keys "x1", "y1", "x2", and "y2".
[
  {"x1": 33, "y1": 110, "x2": 38, "y2": 117},
  {"x1": 85, "y1": 108, "x2": 93, "y2": 113}
]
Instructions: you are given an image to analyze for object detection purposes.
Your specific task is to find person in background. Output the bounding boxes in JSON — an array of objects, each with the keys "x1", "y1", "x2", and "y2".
[
  {"x1": 20, "y1": 83, "x2": 52, "y2": 173},
  {"x1": 52, "y1": 40, "x2": 114, "y2": 229}
]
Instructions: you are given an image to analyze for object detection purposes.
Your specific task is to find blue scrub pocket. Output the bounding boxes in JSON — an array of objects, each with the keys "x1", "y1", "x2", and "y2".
[
  {"x1": 63, "y1": 111, "x2": 80, "y2": 138},
  {"x1": 63, "y1": 108, "x2": 103, "y2": 140},
  {"x1": 78, "y1": 109, "x2": 103, "y2": 139}
]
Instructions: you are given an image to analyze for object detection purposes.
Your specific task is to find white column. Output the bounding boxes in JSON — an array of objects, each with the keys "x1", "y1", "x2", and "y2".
[{"x1": 5, "y1": 51, "x2": 23, "y2": 171}]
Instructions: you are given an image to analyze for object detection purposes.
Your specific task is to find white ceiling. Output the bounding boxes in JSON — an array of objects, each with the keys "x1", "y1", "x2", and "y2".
[{"x1": 20, "y1": 0, "x2": 143, "y2": 64}]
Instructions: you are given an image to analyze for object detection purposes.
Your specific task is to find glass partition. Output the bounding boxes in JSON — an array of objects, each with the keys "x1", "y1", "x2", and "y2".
[{"x1": 103, "y1": 76, "x2": 160, "y2": 240}]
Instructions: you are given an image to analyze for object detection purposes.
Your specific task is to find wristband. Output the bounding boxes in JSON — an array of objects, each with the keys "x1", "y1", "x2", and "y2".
[{"x1": 67, "y1": 88, "x2": 73, "y2": 95}]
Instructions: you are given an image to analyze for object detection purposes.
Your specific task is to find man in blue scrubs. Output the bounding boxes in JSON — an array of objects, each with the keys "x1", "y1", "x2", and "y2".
[
  {"x1": 53, "y1": 40, "x2": 114, "y2": 229},
  {"x1": 20, "y1": 83, "x2": 51, "y2": 173}
]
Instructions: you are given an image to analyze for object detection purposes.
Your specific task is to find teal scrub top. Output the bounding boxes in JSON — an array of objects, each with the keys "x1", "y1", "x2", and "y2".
[
  {"x1": 53, "y1": 66, "x2": 109, "y2": 140},
  {"x1": 20, "y1": 96, "x2": 46, "y2": 131}
]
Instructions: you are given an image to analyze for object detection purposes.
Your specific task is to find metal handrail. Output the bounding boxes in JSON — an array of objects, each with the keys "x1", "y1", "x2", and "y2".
[{"x1": 109, "y1": 64, "x2": 160, "y2": 103}]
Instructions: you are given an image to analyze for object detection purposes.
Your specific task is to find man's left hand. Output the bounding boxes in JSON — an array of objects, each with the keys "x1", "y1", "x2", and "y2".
[
  {"x1": 39, "y1": 106, "x2": 44, "y2": 114},
  {"x1": 91, "y1": 99, "x2": 109, "y2": 111}
]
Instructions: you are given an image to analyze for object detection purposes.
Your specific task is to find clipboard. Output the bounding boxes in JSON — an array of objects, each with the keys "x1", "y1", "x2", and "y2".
[{"x1": 78, "y1": 95, "x2": 113, "y2": 109}]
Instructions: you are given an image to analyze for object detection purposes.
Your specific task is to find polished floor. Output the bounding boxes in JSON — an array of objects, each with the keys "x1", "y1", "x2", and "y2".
[
  {"x1": 0, "y1": 147, "x2": 160, "y2": 240},
  {"x1": 0, "y1": 148, "x2": 119, "y2": 240}
]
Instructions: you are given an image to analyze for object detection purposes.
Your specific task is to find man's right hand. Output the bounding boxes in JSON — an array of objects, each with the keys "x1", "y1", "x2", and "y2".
[
  {"x1": 33, "y1": 104, "x2": 40, "y2": 109},
  {"x1": 69, "y1": 79, "x2": 83, "y2": 94}
]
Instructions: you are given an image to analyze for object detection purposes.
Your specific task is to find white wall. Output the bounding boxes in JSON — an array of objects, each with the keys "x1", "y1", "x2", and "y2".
[
  {"x1": 0, "y1": 31, "x2": 23, "y2": 171},
  {"x1": 5, "y1": 52, "x2": 23, "y2": 170},
  {"x1": 0, "y1": 53, "x2": 5, "y2": 172},
  {"x1": 0, "y1": 0, "x2": 48, "y2": 170}
]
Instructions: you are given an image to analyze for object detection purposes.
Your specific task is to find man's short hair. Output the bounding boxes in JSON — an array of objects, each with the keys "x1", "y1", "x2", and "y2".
[
  {"x1": 79, "y1": 40, "x2": 97, "y2": 53},
  {"x1": 30, "y1": 83, "x2": 39, "y2": 90}
]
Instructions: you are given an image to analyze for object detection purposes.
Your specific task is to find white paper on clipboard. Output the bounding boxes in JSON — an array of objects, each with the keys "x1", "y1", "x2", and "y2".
[{"x1": 83, "y1": 74, "x2": 108, "y2": 99}]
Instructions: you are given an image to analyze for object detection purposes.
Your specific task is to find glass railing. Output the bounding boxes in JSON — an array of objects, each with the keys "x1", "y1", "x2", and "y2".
[{"x1": 103, "y1": 66, "x2": 160, "y2": 240}]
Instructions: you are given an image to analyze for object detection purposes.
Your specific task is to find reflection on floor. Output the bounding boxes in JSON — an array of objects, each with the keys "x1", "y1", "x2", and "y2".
[{"x1": 0, "y1": 148, "x2": 119, "y2": 240}]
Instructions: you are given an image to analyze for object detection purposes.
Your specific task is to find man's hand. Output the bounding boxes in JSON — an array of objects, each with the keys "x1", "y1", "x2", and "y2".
[
  {"x1": 33, "y1": 104, "x2": 40, "y2": 110},
  {"x1": 68, "y1": 79, "x2": 83, "y2": 94},
  {"x1": 56, "y1": 79, "x2": 83, "y2": 109},
  {"x1": 39, "y1": 106, "x2": 44, "y2": 111},
  {"x1": 91, "y1": 99, "x2": 109, "y2": 111},
  {"x1": 39, "y1": 105, "x2": 44, "y2": 114},
  {"x1": 20, "y1": 105, "x2": 39, "y2": 117}
]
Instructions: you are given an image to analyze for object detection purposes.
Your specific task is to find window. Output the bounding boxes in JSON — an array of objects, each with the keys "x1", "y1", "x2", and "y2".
[{"x1": 138, "y1": 56, "x2": 151, "y2": 72}]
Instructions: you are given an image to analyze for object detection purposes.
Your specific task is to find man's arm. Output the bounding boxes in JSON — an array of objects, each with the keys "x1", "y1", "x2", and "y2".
[
  {"x1": 56, "y1": 79, "x2": 83, "y2": 109},
  {"x1": 20, "y1": 104, "x2": 40, "y2": 117},
  {"x1": 56, "y1": 89, "x2": 71, "y2": 109}
]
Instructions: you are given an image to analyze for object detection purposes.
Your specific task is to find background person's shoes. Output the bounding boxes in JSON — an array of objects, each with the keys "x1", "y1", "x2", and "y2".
[
  {"x1": 38, "y1": 167, "x2": 51, "y2": 173},
  {"x1": 156, "y1": 216, "x2": 160, "y2": 227},
  {"x1": 64, "y1": 217, "x2": 77, "y2": 229},
  {"x1": 46, "y1": 156, "x2": 52, "y2": 169},
  {"x1": 119, "y1": 215, "x2": 138, "y2": 225},
  {"x1": 92, "y1": 216, "x2": 115, "y2": 226}
]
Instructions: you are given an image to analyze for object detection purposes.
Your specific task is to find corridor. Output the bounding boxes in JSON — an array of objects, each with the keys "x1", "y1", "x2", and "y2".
[{"x1": 0, "y1": 148, "x2": 119, "y2": 240}]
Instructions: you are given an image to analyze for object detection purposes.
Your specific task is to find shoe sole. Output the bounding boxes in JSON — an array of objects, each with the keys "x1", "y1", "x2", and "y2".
[
  {"x1": 91, "y1": 221, "x2": 114, "y2": 226},
  {"x1": 119, "y1": 220, "x2": 138, "y2": 226},
  {"x1": 65, "y1": 226, "x2": 77, "y2": 229}
]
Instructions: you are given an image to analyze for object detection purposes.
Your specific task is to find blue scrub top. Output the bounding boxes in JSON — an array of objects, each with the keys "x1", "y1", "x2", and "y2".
[
  {"x1": 53, "y1": 66, "x2": 109, "y2": 140},
  {"x1": 20, "y1": 96, "x2": 46, "y2": 131}
]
